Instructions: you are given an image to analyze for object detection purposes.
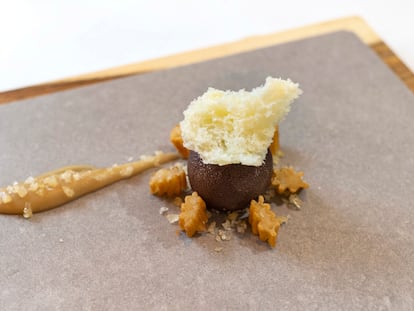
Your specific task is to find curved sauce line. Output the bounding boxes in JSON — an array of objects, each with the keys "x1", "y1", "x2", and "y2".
[{"x1": 0, "y1": 152, "x2": 179, "y2": 215}]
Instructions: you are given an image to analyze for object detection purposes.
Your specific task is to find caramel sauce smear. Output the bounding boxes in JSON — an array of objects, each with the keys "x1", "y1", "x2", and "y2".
[{"x1": 0, "y1": 152, "x2": 179, "y2": 215}]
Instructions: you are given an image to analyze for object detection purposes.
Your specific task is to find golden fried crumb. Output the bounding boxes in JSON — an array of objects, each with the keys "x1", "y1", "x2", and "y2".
[
  {"x1": 149, "y1": 165, "x2": 187, "y2": 197},
  {"x1": 249, "y1": 196, "x2": 283, "y2": 248},
  {"x1": 271, "y1": 166, "x2": 309, "y2": 194},
  {"x1": 170, "y1": 124, "x2": 190, "y2": 159},
  {"x1": 179, "y1": 192, "x2": 208, "y2": 237},
  {"x1": 269, "y1": 126, "x2": 279, "y2": 155}
]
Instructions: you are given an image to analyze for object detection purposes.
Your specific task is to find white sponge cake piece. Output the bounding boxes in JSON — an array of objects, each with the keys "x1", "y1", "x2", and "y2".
[{"x1": 180, "y1": 77, "x2": 302, "y2": 166}]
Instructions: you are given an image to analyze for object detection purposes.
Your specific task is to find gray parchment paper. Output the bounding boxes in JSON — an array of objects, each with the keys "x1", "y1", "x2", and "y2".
[{"x1": 1, "y1": 32, "x2": 414, "y2": 311}]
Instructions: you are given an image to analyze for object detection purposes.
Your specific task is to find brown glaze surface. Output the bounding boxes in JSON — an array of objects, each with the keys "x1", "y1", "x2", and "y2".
[{"x1": 187, "y1": 150, "x2": 273, "y2": 211}]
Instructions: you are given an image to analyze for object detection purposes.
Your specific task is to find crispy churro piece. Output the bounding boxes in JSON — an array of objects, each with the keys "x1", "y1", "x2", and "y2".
[
  {"x1": 271, "y1": 166, "x2": 309, "y2": 194},
  {"x1": 249, "y1": 196, "x2": 285, "y2": 248},
  {"x1": 149, "y1": 165, "x2": 187, "y2": 197},
  {"x1": 179, "y1": 192, "x2": 208, "y2": 237},
  {"x1": 0, "y1": 152, "x2": 179, "y2": 215},
  {"x1": 170, "y1": 124, "x2": 190, "y2": 159}
]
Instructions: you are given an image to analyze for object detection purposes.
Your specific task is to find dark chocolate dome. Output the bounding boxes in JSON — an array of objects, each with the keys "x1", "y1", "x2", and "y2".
[{"x1": 187, "y1": 150, "x2": 273, "y2": 211}]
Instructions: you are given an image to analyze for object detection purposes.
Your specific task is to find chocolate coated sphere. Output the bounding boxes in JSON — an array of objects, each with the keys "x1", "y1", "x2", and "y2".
[{"x1": 187, "y1": 150, "x2": 273, "y2": 211}]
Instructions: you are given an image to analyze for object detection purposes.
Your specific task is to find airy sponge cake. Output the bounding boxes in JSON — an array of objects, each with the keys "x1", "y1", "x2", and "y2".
[{"x1": 180, "y1": 77, "x2": 302, "y2": 166}]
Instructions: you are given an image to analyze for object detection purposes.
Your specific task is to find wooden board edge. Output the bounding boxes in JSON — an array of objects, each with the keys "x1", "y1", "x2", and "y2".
[{"x1": 1, "y1": 16, "x2": 412, "y2": 104}]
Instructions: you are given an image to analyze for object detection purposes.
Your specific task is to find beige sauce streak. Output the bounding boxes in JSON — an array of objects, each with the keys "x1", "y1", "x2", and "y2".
[{"x1": 0, "y1": 152, "x2": 179, "y2": 215}]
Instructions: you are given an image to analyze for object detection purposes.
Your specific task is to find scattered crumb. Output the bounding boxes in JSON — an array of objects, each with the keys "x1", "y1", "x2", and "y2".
[
  {"x1": 228, "y1": 211, "x2": 238, "y2": 221},
  {"x1": 22, "y1": 202, "x2": 32, "y2": 219},
  {"x1": 288, "y1": 193, "x2": 303, "y2": 210},
  {"x1": 159, "y1": 206, "x2": 169, "y2": 215},
  {"x1": 218, "y1": 229, "x2": 231, "y2": 241},
  {"x1": 207, "y1": 221, "x2": 217, "y2": 234},
  {"x1": 214, "y1": 247, "x2": 224, "y2": 252},
  {"x1": 166, "y1": 214, "x2": 179, "y2": 224},
  {"x1": 59, "y1": 238, "x2": 64, "y2": 243},
  {"x1": 127, "y1": 156, "x2": 134, "y2": 162},
  {"x1": 222, "y1": 219, "x2": 232, "y2": 231},
  {"x1": 236, "y1": 221, "x2": 247, "y2": 234}
]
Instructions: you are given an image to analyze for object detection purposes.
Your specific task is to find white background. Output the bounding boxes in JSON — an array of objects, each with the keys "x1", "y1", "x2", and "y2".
[{"x1": 1, "y1": 0, "x2": 413, "y2": 92}]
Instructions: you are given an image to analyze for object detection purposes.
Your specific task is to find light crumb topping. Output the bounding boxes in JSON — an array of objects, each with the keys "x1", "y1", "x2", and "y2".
[
  {"x1": 119, "y1": 166, "x2": 134, "y2": 177},
  {"x1": 60, "y1": 170, "x2": 73, "y2": 183},
  {"x1": 222, "y1": 220, "x2": 232, "y2": 231},
  {"x1": 62, "y1": 186, "x2": 75, "y2": 198},
  {"x1": 43, "y1": 175, "x2": 58, "y2": 188},
  {"x1": 73, "y1": 172, "x2": 81, "y2": 181},
  {"x1": 93, "y1": 173, "x2": 106, "y2": 181},
  {"x1": 1, "y1": 192, "x2": 12, "y2": 204},
  {"x1": 28, "y1": 182, "x2": 39, "y2": 192},
  {"x1": 15, "y1": 185, "x2": 28, "y2": 198},
  {"x1": 24, "y1": 176, "x2": 35, "y2": 184},
  {"x1": 36, "y1": 188, "x2": 45, "y2": 197}
]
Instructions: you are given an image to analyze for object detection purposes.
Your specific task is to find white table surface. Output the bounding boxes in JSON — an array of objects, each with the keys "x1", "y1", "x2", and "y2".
[{"x1": 0, "y1": 0, "x2": 413, "y2": 93}]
